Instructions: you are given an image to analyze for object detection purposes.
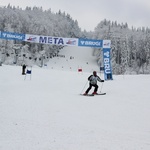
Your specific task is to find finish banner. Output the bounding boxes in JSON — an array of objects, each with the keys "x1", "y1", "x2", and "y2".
[
  {"x1": 0, "y1": 31, "x2": 78, "y2": 46},
  {"x1": 0, "y1": 31, "x2": 113, "y2": 80}
]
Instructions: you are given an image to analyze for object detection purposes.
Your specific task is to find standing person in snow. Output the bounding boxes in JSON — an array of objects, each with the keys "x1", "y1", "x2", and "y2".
[
  {"x1": 83, "y1": 71, "x2": 104, "y2": 95},
  {"x1": 22, "y1": 64, "x2": 26, "y2": 75}
]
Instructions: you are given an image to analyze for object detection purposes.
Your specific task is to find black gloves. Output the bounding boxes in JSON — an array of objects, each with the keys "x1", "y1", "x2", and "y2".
[{"x1": 101, "y1": 80, "x2": 104, "y2": 82}]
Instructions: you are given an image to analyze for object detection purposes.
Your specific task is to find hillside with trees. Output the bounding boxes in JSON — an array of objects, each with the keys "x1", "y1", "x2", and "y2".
[
  {"x1": 0, "y1": 5, "x2": 150, "y2": 74},
  {"x1": 93, "y1": 19, "x2": 150, "y2": 74}
]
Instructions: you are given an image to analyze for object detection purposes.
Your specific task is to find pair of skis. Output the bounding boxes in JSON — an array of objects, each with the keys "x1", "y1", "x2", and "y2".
[{"x1": 80, "y1": 93, "x2": 106, "y2": 96}]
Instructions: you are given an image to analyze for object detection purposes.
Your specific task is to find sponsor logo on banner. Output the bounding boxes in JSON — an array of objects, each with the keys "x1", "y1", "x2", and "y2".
[
  {"x1": 78, "y1": 39, "x2": 102, "y2": 47},
  {"x1": 27, "y1": 36, "x2": 37, "y2": 42},
  {"x1": 1, "y1": 31, "x2": 25, "y2": 41},
  {"x1": 64, "y1": 38, "x2": 78, "y2": 46},
  {"x1": 104, "y1": 51, "x2": 111, "y2": 74},
  {"x1": 103, "y1": 40, "x2": 111, "y2": 48},
  {"x1": 103, "y1": 48, "x2": 112, "y2": 79},
  {"x1": 39, "y1": 36, "x2": 64, "y2": 45},
  {"x1": 25, "y1": 34, "x2": 38, "y2": 42}
]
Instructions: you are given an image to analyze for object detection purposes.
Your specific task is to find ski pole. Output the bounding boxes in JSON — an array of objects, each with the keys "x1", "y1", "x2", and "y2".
[
  {"x1": 99, "y1": 82, "x2": 104, "y2": 93},
  {"x1": 80, "y1": 80, "x2": 88, "y2": 94}
]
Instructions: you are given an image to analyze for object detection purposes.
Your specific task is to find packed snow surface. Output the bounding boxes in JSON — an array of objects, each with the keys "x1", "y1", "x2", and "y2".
[{"x1": 0, "y1": 46, "x2": 150, "y2": 150}]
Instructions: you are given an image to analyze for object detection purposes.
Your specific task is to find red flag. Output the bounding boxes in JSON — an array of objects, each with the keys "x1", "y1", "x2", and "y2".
[{"x1": 78, "y1": 68, "x2": 82, "y2": 72}]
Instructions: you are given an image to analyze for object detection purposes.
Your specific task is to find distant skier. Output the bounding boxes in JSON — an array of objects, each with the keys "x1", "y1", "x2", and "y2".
[
  {"x1": 22, "y1": 64, "x2": 26, "y2": 75},
  {"x1": 83, "y1": 71, "x2": 104, "y2": 95}
]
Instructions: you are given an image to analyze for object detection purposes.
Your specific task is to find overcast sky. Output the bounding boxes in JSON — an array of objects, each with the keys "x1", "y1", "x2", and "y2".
[{"x1": 1, "y1": 0, "x2": 150, "y2": 31}]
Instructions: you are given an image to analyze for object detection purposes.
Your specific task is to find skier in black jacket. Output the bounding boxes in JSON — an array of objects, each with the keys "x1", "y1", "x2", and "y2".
[{"x1": 83, "y1": 71, "x2": 104, "y2": 95}]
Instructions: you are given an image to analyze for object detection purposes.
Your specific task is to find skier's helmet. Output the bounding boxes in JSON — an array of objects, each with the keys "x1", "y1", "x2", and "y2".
[{"x1": 93, "y1": 71, "x2": 97, "y2": 76}]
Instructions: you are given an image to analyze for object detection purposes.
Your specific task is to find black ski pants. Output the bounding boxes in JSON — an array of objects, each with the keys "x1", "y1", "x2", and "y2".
[{"x1": 85, "y1": 83, "x2": 98, "y2": 94}]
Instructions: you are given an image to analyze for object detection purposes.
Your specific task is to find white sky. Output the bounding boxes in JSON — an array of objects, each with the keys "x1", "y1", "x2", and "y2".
[{"x1": 0, "y1": 0, "x2": 150, "y2": 31}]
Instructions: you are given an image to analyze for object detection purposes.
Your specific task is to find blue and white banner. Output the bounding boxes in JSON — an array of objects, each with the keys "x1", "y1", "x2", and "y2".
[
  {"x1": 0, "y1": 31, "x2": 25, "y2": 41},
  {"x1": 25, "y1": 34, "x2": 78, "y2": 46},
  {"x1": 0, "y1": 31, "x2": 110, "y2": 49},
  {"x1": 103, "y1": 48, "x2": 113, "y2": 80},
  {"x1": 78, "y1": 38, "x2": 103, "y2": 48}
]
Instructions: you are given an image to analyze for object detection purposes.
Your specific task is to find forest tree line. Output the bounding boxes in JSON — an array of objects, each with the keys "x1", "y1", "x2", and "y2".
[{"x1": 0, "y1": 5, "x2": 150, "y2": 74}]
